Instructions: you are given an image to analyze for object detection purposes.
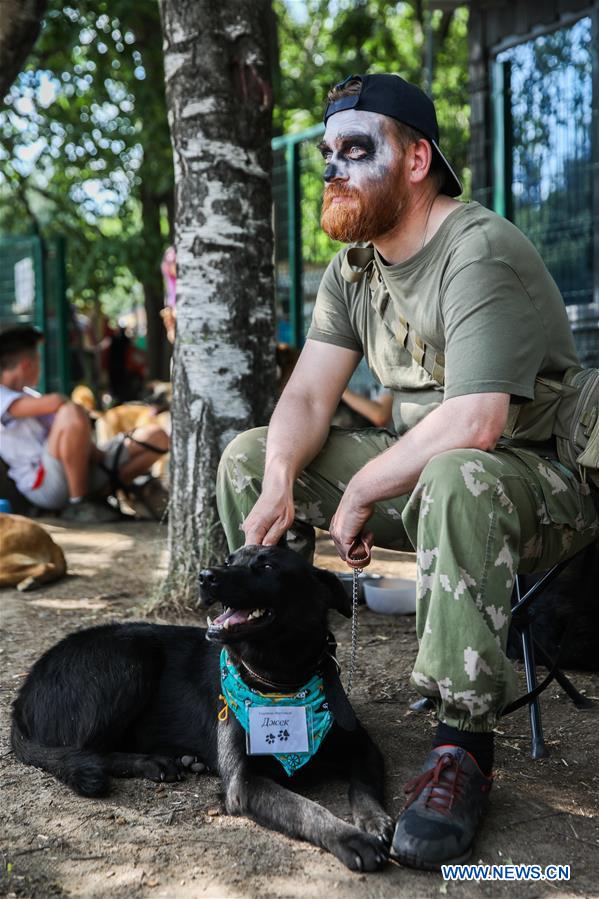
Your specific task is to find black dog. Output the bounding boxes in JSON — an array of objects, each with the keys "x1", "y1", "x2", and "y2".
[{"x1": 11, "y1": 546, "x2": 392, "y2": 871}]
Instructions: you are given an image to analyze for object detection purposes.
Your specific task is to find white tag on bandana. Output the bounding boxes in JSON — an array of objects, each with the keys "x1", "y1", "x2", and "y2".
[{"x1": 247, "y1": 706, "x2": 309, "y2": 755}]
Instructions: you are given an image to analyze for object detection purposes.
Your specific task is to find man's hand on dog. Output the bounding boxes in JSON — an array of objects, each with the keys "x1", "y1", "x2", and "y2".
[{"x1": 242, "y1": 477, "x2": 295, "y2": 546}]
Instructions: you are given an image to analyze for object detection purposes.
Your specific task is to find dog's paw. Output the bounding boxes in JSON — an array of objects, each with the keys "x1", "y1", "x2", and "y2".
[
  {"x1": 139, "y1": 756, "x2": 183, "y2": 783},
  {"x1": 353, "y1": 811, "x2": 394, "y2": 848},
  {"x1": 17, "y1": 576, "x2": 38, "y2": 592},
  {"x1": 330, "y1": 828, "x2": 388, "y2": 872},
  {"x1": 178, "y1": 755, "x2": 207, "y2": 774}
]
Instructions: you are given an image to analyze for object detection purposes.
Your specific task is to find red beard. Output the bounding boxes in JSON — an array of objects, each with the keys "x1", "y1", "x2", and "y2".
[{"x1": 321, "y1": 173, "x2": 408, "y2": 243}]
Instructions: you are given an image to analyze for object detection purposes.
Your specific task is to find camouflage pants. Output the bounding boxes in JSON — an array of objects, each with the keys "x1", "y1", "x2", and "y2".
[{"x1": 216, "y1": 426, "x2": 598, "y2": 731}]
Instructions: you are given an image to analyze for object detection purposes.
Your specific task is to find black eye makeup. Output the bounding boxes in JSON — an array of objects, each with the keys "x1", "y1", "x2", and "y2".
[
  {"x1": 317, "y1": 141, "x2": 333, "y2": 161},
  {"x1": 317, "y1": 133, "x2": 376, "y2": 162}
]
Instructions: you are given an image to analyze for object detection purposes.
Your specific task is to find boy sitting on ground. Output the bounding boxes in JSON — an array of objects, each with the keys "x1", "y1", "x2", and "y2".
[{"x1": 0, "y1": 326, "x2": 169, "y2": 523}]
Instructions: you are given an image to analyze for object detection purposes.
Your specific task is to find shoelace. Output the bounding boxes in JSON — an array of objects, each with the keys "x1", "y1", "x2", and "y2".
[{"x1": 404, "y1": 752, "x2": 466, "y2": 815}]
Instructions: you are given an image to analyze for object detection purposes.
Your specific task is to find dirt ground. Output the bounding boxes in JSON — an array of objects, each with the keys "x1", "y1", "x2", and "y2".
[{"x1": 1, "y1": 520, "x2": 598, "y2": 899}]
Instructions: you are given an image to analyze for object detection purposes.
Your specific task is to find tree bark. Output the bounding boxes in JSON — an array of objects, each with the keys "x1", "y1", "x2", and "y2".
[
  {"x1": 0, "y1": 0, "x2": 47, "y2": 99},
  {"x1": 159, "y1": 0, "x2": 276, "y2": 605}
]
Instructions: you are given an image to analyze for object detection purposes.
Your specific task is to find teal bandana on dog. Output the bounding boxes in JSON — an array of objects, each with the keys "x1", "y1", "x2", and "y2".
[{"x1": 219, "y1": 648, "x2": 334, "y2": 777}]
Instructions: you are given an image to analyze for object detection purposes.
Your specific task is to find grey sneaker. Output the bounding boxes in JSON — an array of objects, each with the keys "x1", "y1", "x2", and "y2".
[
  {"x1": 390, "y1": 746, "x2": 492, "y2": 871},
  {"x1": 61, "y1": 499, "x2": 123, "y2": 524}
]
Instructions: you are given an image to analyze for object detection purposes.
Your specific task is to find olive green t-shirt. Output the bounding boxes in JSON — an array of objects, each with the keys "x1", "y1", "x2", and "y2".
[{"x1": 307, "y1": 201, "x2": 579, "y2": 435}]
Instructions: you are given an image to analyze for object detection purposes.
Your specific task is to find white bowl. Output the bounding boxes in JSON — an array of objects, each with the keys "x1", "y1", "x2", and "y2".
[{"x1": 363, "y1": 577, "x2": 416, "y2": 615}]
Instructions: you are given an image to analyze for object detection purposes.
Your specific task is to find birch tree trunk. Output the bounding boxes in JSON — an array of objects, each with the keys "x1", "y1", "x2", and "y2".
[{"x1": 159, "y1": 0, "x2": 276, "y2": 604}]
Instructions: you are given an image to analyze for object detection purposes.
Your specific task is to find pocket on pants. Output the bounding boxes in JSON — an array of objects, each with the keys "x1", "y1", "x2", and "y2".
[{"x1": 506, "y1": 447, "x2": 597, "y2": 530}]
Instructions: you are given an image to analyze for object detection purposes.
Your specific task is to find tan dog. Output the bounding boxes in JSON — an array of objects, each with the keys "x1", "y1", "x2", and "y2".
[
  {"x1": 94, "y1": 404, "x2": 167, "y2": 444},
  {"x1": 70, "y1": 385, "x2": 171, "y2": 484},
  {"x1": 70, "y1": 387, "x2": 160, "y2": 439},
  {"x1": 70, "y1": 390, "x2": 170, "y2": 442},
  {"x1": 71, "y1": 384, "x2": 97, "y2": 413},
  {"x1": 0, "y1": 513, "x2": 67, "y2": 592}
]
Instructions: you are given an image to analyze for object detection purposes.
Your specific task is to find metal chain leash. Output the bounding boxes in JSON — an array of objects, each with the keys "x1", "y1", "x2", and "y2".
[
  {"x1": 345, "y1": 535, "x2": 371, "y2": 696},
  {"x1": 346, "y1": 565, "x2": 361, "y2": 696}
]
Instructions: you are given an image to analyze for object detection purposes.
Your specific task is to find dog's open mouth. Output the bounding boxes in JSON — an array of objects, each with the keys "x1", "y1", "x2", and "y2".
[{"x1": 206, "y1": 606, "x2": 273, "y2": 637}]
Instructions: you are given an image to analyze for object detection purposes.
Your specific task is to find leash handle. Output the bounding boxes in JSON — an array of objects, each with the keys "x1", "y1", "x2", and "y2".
[{"x1": 346, "y1": 535, "x2": 371, "y2": 570}]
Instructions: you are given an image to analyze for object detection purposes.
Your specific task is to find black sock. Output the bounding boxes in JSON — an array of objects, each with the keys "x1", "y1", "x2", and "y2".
[{"x1": 433, "y1": 723, "x2": 494, "y2": 776}]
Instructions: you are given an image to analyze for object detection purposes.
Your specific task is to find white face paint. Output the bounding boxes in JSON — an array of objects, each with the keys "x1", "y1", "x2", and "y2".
[
  {"x1": 319, "y1": 109, "x2": 409, "y2": 243},
  {"x1": 318, "y1": 109, "x2": 398, "y2": 191}
]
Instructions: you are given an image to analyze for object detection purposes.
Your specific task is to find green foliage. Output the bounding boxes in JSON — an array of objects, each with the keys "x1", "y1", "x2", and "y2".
[
  {"x1": 0, "y1": 0, "x2": 472, "y2": 306},
  {"x1": 0, "y1": 0, "x2": 172, "y2": 317},
  {"x1": 274, "y1": 1, "x2": 469, "y2": 153}
]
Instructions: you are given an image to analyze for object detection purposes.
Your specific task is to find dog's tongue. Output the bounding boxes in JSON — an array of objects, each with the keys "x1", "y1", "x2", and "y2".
[{"x1": 213, "y1": 608, "x2": 251, "y2": 627}]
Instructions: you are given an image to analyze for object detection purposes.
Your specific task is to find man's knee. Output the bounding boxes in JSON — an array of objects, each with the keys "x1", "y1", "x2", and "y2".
[
  {"x1": 403, "y1": 448, "x2": 498, "y2": 529},
  {"x1": 218, "y1": 427, "x2": 268, "y2": 484},
  {"x1": 419, "y1": 448, "x2": 496, "y2": 493}
]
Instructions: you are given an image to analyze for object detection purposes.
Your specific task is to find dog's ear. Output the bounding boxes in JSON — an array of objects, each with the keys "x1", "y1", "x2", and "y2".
[
  {"x1": 277, "y1": 533, "x2": 289, "y2": 549},
  {"x1": 312, "y1": 567, "x2": 352, "y2": 618}
]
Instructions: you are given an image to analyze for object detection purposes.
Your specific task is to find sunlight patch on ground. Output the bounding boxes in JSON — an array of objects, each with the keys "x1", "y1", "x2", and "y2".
[
  {"x1": 27, "y1": 597, "x2": 109, "y2": 611},
  {"x1": 43, "y1": 526, "x2": 136, "y2": 551}
]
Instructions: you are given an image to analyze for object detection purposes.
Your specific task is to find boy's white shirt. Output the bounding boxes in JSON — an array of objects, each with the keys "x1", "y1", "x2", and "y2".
[{"x1": 0, "y1": 385, "x2": 49, "y2": 491}]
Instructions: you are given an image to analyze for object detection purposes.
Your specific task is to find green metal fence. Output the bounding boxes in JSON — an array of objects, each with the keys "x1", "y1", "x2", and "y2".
[
  {"x1": 0, "y1": 234, "x2": 70, "y2": 392},
  {"x1": 273, "y1": 123, "x2": 344, "y2": 348}
]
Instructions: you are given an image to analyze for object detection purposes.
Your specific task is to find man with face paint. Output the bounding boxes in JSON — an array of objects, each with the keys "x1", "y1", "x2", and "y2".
[{"x1": 216, "y1": 74, "x2": 598, "y2": 869}]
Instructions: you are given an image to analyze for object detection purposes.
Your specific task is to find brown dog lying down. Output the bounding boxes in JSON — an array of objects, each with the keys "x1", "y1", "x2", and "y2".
[{"x1": 0, "y1": 513, "x2": 66, "y2": 592}]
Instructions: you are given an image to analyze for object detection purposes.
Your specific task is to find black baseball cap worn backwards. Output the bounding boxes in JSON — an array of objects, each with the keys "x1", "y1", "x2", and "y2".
[{"x1": 324, "y1": 73, "x2": 462, "y2": 198}]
